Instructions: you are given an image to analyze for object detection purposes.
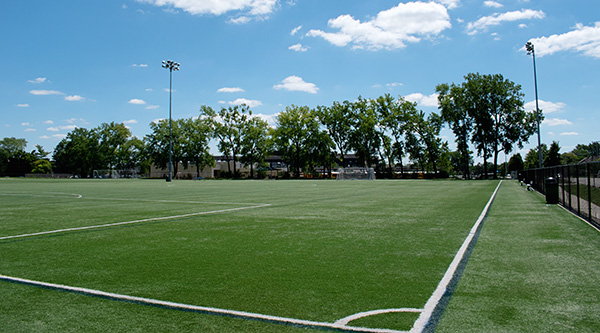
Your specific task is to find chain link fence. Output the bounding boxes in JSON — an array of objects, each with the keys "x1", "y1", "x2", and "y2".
[{"x1": 518, "y1": 161, "x2": 600, "y2": 229}]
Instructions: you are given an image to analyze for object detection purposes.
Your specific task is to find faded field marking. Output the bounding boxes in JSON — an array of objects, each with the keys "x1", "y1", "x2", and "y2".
[
  {"x1": 0, "y1": 204, "x2": 271, "y2": 241},
  {"x1": 335, "y1": 308, "x2": 422, "y2": 326}
]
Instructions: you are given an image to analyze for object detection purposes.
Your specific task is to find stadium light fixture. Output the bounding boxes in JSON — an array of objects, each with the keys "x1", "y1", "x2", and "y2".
[
  {"x1": 525, "y1": 42, "x2": 542, "y2": 169},
  {"x1": 162, "y1": 60, "x2": 180, "y2": 182}
]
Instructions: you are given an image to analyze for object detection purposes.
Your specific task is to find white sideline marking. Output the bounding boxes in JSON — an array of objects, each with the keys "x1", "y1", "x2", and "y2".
[
  {"x1": 0, "y1": 192, "x2": 82, "y2": 199},
  {"x1": 335, "y1": 308, "x2": 423, "y2": 326},
  {"x1": 0, "y1": 274, "x2": 404, "y2": 333},
  {"x1": 410, "y1": 180, "x2": 502, "y2": 333},
  {"x1": 0, "y1": 204, "x2": 271, "y2": 241}
]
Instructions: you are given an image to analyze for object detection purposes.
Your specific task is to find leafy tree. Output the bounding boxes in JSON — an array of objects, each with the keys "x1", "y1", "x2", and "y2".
[
  {"x1": 507, "y1": 153, "x2": 524, "y2": 172},
  {"x1": 145, "y1": 119, "x2": 184, "y2": 177},
  {"x1": 407, "y1": 111, "x2": 446, "y2": 174},
  {"x1": 98, "y1": 122, "x2": 131, "y2": 172},
  {"x1": 115, "y1": 137, "x2": 147, "y2": 171},
  {"x1": 32, "y1": 159, "x2": 52, "y2": 174},
  {"x1": 316, "y1": 100, "x2": 353, "y2": 167},
  {"x1": 524, "y1": 144, "x2": 547, "y2": 170},
  {"x1": 53, "y1": 128, "x2": 101, "y2": 177},
  {"x1": 181, "y1": 117, "x2": 214, "y2": 177},
  {"x1": 349, "y1": 97, "x2": 380, "y2": 168},
  {"x1": 544, "y1": 141, "x2": 561, "y2": 167},
  {"x1": 240, "y1": 116, "x2": 271, "y2": 179},
  {"x1": 272, "y1": 105, "x2": 320, "y2": 178}
]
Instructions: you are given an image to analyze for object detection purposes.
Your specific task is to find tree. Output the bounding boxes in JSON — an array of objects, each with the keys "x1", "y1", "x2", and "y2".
[
  {"x1": 544, "y1": 141, "x2": 561, "y2": 167},
  {"x1": 53, "y1": 128, "x2": 101, "y2": 177},
  {"x1": 145, "y1": 119, "x2": 185, "y2": 177},
  {"x1": 32, "y1": 159, "x2": 52, "y2": 174},
  {"x1": 240, "y1": 116, "x2": 271, "y2": 179},
  {"x1": 407, "y1": 111, "x2": 446, "y2": 174},
  {"x1": 349, "y1": 97, "x2": 380, "y2": 168},
  {"x1": 524, "y1": 144, "x2": 547, "y2": 169},
  {"x1": 181, "y1": 117, "x2": 214, "y2": 177},
  {"x1": 273, "y1": 105, "x2": 320, "y2": 178},
  {"x1": 438, "y1": 73, "x2": 539, "y2": 179},
  {"x1": 115, "y1": 137, "x2": 147, "y2": 171},
  {"x1": 507, "y1": 153, "x2": 524, "y2": 172},
  {"x1": 317, "y1": 100, "x2": 354, "y2": 168},
  {"x1": 98, "y1": 122, "x2": 131, "y2": 172}
]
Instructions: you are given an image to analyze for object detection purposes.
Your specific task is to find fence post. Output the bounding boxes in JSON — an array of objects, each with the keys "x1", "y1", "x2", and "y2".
[
  {"x1": 588, "y1": 163, "x2": 592, "y2": 221},
  {"x1": 576, "y1": 164, "x2": 581, "y2": 216}
]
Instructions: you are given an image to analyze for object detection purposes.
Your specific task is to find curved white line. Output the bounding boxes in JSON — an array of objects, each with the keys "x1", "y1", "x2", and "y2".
[{"x1": 335, "y1": 308, "x2": 423, "y2": 326}]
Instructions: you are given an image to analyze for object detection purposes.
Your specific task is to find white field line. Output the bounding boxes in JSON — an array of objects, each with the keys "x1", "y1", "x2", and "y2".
[
  {"x1": 0, "y1": 274, "x2": 405, "y2": 333},
  {"x1": 410, "y1": 180, "x2": 502, "y2": 333},
  {"x1": 335, "y1": 308, "x2": 423, "y2": 326},
  {"x1": 0, "y1": 192, "x2": 83, "y2": 199},
  {"x1": 0, "y1": 204, "x2": 271, "y2": 241}
]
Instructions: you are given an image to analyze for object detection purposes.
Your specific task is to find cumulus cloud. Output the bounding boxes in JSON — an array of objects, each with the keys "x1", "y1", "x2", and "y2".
[
  {"x1": 289, "y1": 43, "x2": 308, "y2": 52},
  {"x1": 307, "y1": 2, "x2": 451, "y2": 50},
  {"x1": 21, "y1": 122, "x2": 31, "y2": 126},
  {"x1": 24, "y1": 128, "x2": 36, "y2": 132},
  {"x1": 524, "y1": 100, "x2": 566, "y2": 113},
  {"x1": 17, "y1": 104, "x2": 30, "y2": 108},
  {"x1": 28, "y1": 77, "x2": 48, "y2": 84},
  {"x1": 145, "y1": 105, "x2": 160, "y2": 110},
  {"x1": 435, "y1": 0, "x2": 460, "y2": 9},
  {"x1": 291, "y1": 25, "x2": 302, "y2": 35},
  {"x1": 218, "y1": 87, "x2": 245, "y2": 93},
  {"x1": 137, "y1": 0, "x2": 279, "y2": 19},
  {"x1": 30, "y1": 90, "x2": 64, "y2": 95},
  {"x1": 44, "y1": 120, "x2": 54, "y2": 124},
  {"x1": 543, "y1": 118, "x2": 573, "y2": 126},
  {"x1": 273, "y1": 76, "x2": 319, "y2": 94},
  {"x1": 128, "y1": 98, "x2": 146, "y2": 105},
  {"x1": 483, "y1": 1, "x2": 503, "y2": 8},
  {"x1": 254, "y1": 112, "x2": 279, "y2": 126},
  {"x1": 525, "y1": 22, "x2": 600, "y2": 58},
  {"x1": 405, "y1": 92, "x2": 439, "y2": 107},
  {"x1": 64, "y1": 95, "x2": 85, "y2": 102},
  {"x1": 466, "y1": 9, "x2": 545, "y2": 35},
  {"x1": 560, "y1": 132, "x2": 579, "y2": 136},
  {"x1": 123, "y1": 119, "x2": 138, "y2": 124},
  {"x1": 228, "y1": 98, "x2": 262, "y2": 108}
]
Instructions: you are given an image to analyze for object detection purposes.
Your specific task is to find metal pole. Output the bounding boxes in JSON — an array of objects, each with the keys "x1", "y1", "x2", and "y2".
[
  {"x1": 526, "y1": 42, "x2": 542, "y2": 169},
  {"x1": 168, "y1": 67, "x2": 173, "y2": 182}
]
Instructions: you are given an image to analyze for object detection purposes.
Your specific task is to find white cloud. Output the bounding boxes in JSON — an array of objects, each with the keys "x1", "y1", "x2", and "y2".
[
  {"x1": 64, "y1": 95, "x2": 85, "y2": 102},
  {"x1": 254, "y1": 112, "x2": 279, "y2": 126},
  {"x1": 128, "y1": 98, "x2": 146, "y2": 105},
  {"x1": 228, "y1": 16, "x2": 251, "y2": 24},
  {"x1": 289, "y1": 43, "x2": 308, "y2": 52},
  {"x1": 435, "y1": 0, "x2": 460, "y2": 9},
  {"x1": 44, "y1": 120, "x2": 54, "y2": 124},
  {"x1": 526, "y1": 22, "x2": 600, "y2": 58},
  {"x1": 560, "y1": 132, "x2": 579, "y2": 136},
  {"x1": 59, "y1": 125, "x2": 77, "y2": 131},
  {"x1": 291, "y1": 25, "x2": 302, "y2": 35},
  {"x1": 40, "y1": 135, "x2": 51, "y2": 139},
  {"x1": 21, "y1": 122, "x2": 31, "y2": 126},
  {"x1": 145, "y1": 88, "x2": 153, "y2": 92},
  {"x1": 137, "y1": 0, "x2": 279, "y2": 18},
  {"x1": 123, "y1": 119, "x2": 138, "y2": 124},
  {"x1": 483, "y1": 1, "x2": 503, "y2": 8},
  {"x1": 405, "y1": 92, "x2": 439, "y2": 107},
  {"x1": 543, "y1": 118, "x2": 573, "y2": 126},
  {"x1": 30, "y1": 89, "x2": 64, "y2": 95},
  {"x1": 28, "y1": 77, "x2": 48, "y2": 84},
  {"x1": 386, "y1": 82, "x2": 403, "y2": 88},
  {"x1": 145, "y1": 105, "x2": 160, "y2": 110},
  {"x1": 307, "y1": 2, "x2": 451, "y2": 50},
  {"x1": 65, "y1": 118, "x2": 88, "y2": 125},
  {"x1": 466, "y1": 9, "x2": 545, "y2": 35},
  {"x1": 228, "y1": 98, "x2": 263, "y2": 108},
  {"x1": 52, "y1": 134, "x2": 67, "y2": 139},
  {"x1": 25, "y1": 128, "x2": 36, "y2": 132},
  {"x1": 152, "y1": 118, "x2": 166, "y2": 124},
  {"x1": 273, "y1": 76, "x2": 319, "y2": 94},
  {"x1": 132, "y1": 64, "x2": 148, "y2": 67},
  {"x1": 17, "y1": 104, "x2": 30, "y2": 108},
  {"x1": 524, "y1": 100, "x2": 566, "y2": 113},
  {"x1": 47, "y1": 127, "x2": 59, "y2": 132},
  {"x1": 218, "y1": 87, "x2": 245, "y2": 93}
]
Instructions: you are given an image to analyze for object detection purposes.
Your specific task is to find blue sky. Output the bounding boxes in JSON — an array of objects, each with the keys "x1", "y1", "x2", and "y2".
[{"x1": 2, "y1": 0, "x2": 599, "y2": 160}]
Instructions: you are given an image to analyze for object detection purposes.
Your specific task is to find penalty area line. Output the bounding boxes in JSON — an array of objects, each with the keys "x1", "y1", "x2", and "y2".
[
  {"x1": 0, "y1": 274, "x2": 406, "y2": 333},
  {"x1": 0, "y1": 204, "x2": 271, "y2": 241}
]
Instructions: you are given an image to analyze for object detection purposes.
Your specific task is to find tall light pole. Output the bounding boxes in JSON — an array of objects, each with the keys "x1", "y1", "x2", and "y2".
[
  {"x1": 525, "y1": 42, "x2": 542, "y2": 169},
  {"x1": 162, "y1": 60, "x2": 180, "y2": 182}
]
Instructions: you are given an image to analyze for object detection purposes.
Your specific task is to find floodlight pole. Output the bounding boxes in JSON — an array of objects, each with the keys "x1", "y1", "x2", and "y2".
[
  {"x1": 162, "y1": 60, "x2": 180, "y2": 182},
  {"x1": 526, "y1": 42, "x2": 542, "y2": 169}
]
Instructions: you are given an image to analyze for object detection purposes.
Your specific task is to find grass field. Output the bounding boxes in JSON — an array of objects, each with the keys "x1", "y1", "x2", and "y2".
[{"x1": 1, "y1": 178, "x2": 598, "y2": 332}]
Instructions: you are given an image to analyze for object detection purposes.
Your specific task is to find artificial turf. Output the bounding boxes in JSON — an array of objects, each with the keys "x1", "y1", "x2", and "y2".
[
  {"x1": 1, "y1": 178, "x2": 497, "y2": 331},
  {"x1": 435, "y1": 180, "x2": 600, "y2": 332}
]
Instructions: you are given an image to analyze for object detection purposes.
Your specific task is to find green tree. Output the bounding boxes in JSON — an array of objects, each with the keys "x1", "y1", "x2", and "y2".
[
  {"x1": 181, "y1": 117, "x2": 214, "y2": 177},
  {"x1": 53, "y1": 128, "x2": 101, "y2": 177},
  {"x1": 544, "y1": 141, "x2": 561, "y2": 167},
  {"x1": 316, "y1": 100, "x2": 353, "y2": 167},
  {"x1": 524, "y1": 144, "x2": 548, "y2": 170},
  {"x1": 240, "y1": 116, "x2": 271, "y2": 179},
  {"x1": 507, "y1": 153, "x2": 524, "y2": 172},
  {"x1": 32, "y1": 159, "x2": 52, "y2": 174},
  {"x1": 98, "y1": 122, "x2": 131, "y2": 172},
  {"x1": 349, "y1": 97, "x2": 380, "y2": 168},
  {"x1": 145, "y1": 119, "x2": 185, "y2": 177}
]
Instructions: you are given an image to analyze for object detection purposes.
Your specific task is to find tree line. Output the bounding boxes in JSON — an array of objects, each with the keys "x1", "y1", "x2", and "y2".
[{"x1": 3, "y1": 72, "x2": 575, "y2": 179}]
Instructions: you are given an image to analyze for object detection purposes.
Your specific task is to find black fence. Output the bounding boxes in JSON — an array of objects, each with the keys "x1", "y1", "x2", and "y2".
[{"x1": 519, "y1": 161, "x2": 600, "y2": 229}]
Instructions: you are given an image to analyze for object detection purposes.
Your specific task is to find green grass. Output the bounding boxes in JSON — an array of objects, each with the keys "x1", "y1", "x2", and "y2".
[
  {"x1": 564, "y1": 184, "x2": 600, "y2": 207},
  {"x1": 436, "y1": 180, "x2": 600, "y2": 332},
  {"x1": 0, "y1": 178, "x2": 498, "y2": 332}
]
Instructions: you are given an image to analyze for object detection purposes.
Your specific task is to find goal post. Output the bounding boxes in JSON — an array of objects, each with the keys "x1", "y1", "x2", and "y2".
[
  {"x1": 93, "y1": 169, "x2": 138, "y2": 179},
  {"x1": 336, "y1": 167, "x2": 375, "y2": 180}
]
